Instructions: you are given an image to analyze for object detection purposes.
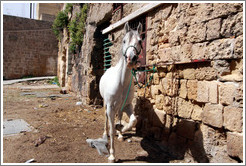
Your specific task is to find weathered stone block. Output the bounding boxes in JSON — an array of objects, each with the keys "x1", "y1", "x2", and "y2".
[
  {"x1": 176, "y1": 119, "x2": 196, "y2": 140},
  {"x1": 187, "y1": 22, "x2": 206, "y2": 43},
  {"x1": 227, "y1": 132, "x2": 243, "y2": 161},
  {"x1": 159, "y1": 47, "x2": 172, "y2": 62},
  {"x1": 191, "y1": 42, "x2": 208, "y2": 60},
  {"x1": 213, "y1": 60, "x2": 231, "y2": 76},
  {"x1": 187, "y1": 80, "x2": 198, "y2": 100},
  {"x1": 233, "y1": 35, "x2": 243, "y2": 59},
  {"x1": 150, "y1": 85, "x2": 161, "y2": 99},
  {"x1": 197, "y1": 81, "x2": 209, "y2": 103},
  {"x1": 207, "y1": 38, "x2": 242, "y2": 60},
  {"x1": 198, "y1": 123, "x2": 233, "y2": 162},
  {"x1": 223, "y1": 106, "x2": 243, "y2": 132},
  {"x1": 219, "y1": 83, "x2": 238, "y2": 105},
  {"x1": 209, "y1": 81, "x2": 218, "y2": 104},
  {"x1": 212, "y1": 3, "x2": 243, "y2": 19},
  {"x1": 179, "y1": 79, "x2": 187, "y2": 99},
  {"x1": 153, "y1": 73, "x2": 160, "y2": 85},
  {"x1": 202, "y1": 103, "x2": 223, "y2": 128},
  {"x1": 161, "y1": 78, "x2": 177, "y2": 96},
  {"x1": 195, "y1": 66, "x2": 217, "y2": 81},
  {"x1": 177, "y1": 98, "x2": 193, "y2": 119},
  {"x1": 206, "y1": 18, "x2": 221, "y2": 40},
  {"x1": 221, "y1": 12, "x2": 243, "y2": 38},
  {"x1": 155, "y1": 95, "x2": 164, "y2": 110},
  {"x1": 191, "y1": 104, "x2": 203, "y2": 121},
  {"x1": 180, "y1": 44, "x2": 192, "y2": 62},
  {"x1": 183, "y1": 68, "x2": 196, "y2": 80},
  {"x1": 152, "y1": 108, "x2": 166, "y2": 127}
]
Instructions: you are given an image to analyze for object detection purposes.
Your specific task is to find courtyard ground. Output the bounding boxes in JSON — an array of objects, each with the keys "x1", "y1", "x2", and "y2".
[{"x1": 2, "y1": 79, "x2": 183, "y2": 163}]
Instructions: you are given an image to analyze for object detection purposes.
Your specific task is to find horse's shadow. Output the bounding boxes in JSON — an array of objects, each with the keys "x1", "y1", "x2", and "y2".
[{"x1": 117, "y1": 97, "x2": 209, "y2": 163}]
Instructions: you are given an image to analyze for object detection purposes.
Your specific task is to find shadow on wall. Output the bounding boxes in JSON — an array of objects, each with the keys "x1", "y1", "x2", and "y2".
[{"x1": 120, "y1": 97, "x2": 209, "y2": 163}]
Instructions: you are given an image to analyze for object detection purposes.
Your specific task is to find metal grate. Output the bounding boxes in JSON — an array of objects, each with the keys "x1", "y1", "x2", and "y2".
[{"x1": 103, "y1": 38, "x2": 113, "y2": 71}]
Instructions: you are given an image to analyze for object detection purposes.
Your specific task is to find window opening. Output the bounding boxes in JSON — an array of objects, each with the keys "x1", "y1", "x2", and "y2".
[{"x1": 103, "y1": 38, "x2": 113, "y2": 71}]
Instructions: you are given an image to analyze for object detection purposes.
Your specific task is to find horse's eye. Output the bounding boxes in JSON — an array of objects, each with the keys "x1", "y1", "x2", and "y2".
[
  {"x1": 138, "y1": 40, "x2": 142, "y2": 45},
  {"x1": 123, "y1": 40, "x2": 126, "y2": 44}
]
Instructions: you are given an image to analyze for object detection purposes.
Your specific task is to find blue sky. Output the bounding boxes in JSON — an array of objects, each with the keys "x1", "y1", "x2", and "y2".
[{"x1": 3, "y1": 3, "x2": 36, "y2": 19}]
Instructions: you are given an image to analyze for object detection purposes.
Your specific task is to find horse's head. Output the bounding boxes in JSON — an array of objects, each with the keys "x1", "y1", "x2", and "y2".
[{"x1": 122, "y1": 22, "x2": 143, "y2": 69}]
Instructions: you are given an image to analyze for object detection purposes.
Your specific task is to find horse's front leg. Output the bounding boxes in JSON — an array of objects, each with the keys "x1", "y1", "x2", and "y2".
[
  {"x1": 107, "y1": 104, "x2": 116, "y2": 163},
  {"x1": 121, "y1": 104, "x2": 137, "y2": 133}
]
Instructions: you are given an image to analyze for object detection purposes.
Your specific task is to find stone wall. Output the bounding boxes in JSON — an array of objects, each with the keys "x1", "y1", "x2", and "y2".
[
  {"x1": 58, "y1": 4, "x2": 112, "y2": 105},
  {"x1": 3, "y1": 15, "x2": 58, "y2": 79},
  {"x1": 57, "y1": 3, "x2": 243, "y2": 163},
  {"x1": 108, "y1": 3, "x2": 243, "y2": 163}
]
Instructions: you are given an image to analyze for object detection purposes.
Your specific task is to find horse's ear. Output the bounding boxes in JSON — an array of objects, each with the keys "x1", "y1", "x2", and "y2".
[
  {"x1": 137, "y1": 23, "x2": 143, "y2": 34},
  {"x1": 124, "y1": 22, "x2": 130, "y2": 33}
]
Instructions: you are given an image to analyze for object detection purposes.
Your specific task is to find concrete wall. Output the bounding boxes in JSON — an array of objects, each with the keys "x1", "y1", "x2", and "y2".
[{"x1": 3, "y1": 15, "x2": 58, "y2": 79}]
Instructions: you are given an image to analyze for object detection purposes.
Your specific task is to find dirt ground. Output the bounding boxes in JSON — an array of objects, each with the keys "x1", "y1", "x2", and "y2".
[{"x1": 3, "y1": 80, "x2": 177, "y2": 164}]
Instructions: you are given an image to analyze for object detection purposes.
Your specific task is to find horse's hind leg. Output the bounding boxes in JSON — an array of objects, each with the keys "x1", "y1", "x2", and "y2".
[
  {"x1": 103, "y1": 105, "x2": 108, "y2": 138},
  {"x1": 121, "y1": 104, "x2": 137, "y2": 133}
]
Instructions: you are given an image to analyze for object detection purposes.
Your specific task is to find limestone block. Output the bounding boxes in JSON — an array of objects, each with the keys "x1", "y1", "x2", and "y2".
[
  {"x1": 153, "y1": 73, "x2": 160, "y2": 85},
  {"x1": 187, "y1": 22, "x2": 206, "y2": 43},
  {"x1": 155, "y1": 95, "x2": 164, "y2": 110},
  {"x1": 161, "y1": 78, "x2": 173, "y2": 96},
  {"x1": 187, "y1": 80, "x2": 198, "y2": 100},
  {"x1": 152, "y1": 108, "x2": 166, "y2": 127},
  {"x1": 191, "y1": 42, "x2": 208, "y2": 60},
  {"x1": 212, "y1": 3, "x2": 243, "y2": 19},
  {"x1": 183, "y1": 68, "x2": 196, "y2": 80},
  {"x1": 206, "y1": 38, "x2": 242, "y2": 60},
  {"x1": 159, "y1": 47, "x2": 172, "y2": 62},
  {"x1": 197, "y1": 81, "x2": 209, "y2": 103},
  {"x1": 180, "y1": 44, "x2": 192, "y2": 62},
  {"x1": 209, "y1": 81, "x2": 218, "y2": 104},
  {"x1": 191, "y1": 104, "x2": 203, "y2": 121},
  {"x1": 163, "y1": 96, "x2": 173, "y2": 115},
  {"x1": 223, "y1": 106, "x2": 243, "y2": 132},
  {"x1": 213, "y1": 60, "x2": 231, "y2": 76},
  {"x1": 233, "y1": 35, "x2": 243, "y2": 59},
  {"x1": 195, "y1": 66, "x2": 217, "y2": 81},
  {"x1": 202, "y1": 103, "x2": 223, "y2": 128},
  {"x1": 234, "y1": 82, "x2": 243, "y2": 108},
  {"x1": 221, "y1": 12, "x2": 243, "y2": 38},
  {"x1": 170, "y1": 45, "x2": 181, "y2": 61},
  {"x1": 197, "y1": 123, "x2": 233, "y2": 162},
  {"x1": 227, "y1": 132, "x2": 243, "y2": 161},
  {"x1": 179, "y1": 79, "x2": 187, "y2": 99},
  {"x1": 176, "y1": 119, "x2": 196, "y2": 140},
  {"x1": 177, "y1": 98, "x2": 193, "y2": 119},
  {"x1": 219, "y1": 83, "x2": 238, "y2": 105},
  {"x1": 206, "y1": 18, "x2": 222, "y2": 40}
]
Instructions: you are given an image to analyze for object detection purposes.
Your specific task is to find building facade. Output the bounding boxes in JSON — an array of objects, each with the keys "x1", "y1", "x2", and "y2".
[{"x1": 57, "y1": 3, "x2": 243, "y2": 163}]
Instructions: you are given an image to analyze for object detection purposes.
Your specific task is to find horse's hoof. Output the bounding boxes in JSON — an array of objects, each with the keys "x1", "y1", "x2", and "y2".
[
  {"x1": 108, "y1": 156, "x2": 115, "y2": 163},
  {"x1": 108, "y1": 159, "x2": 115, "y2": 163},
  {"x1": 118, "y1": 136, "x2": 124, "y2": 142}
]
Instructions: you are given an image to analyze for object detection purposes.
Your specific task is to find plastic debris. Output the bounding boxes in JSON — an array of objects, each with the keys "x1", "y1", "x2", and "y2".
[
  {"x1": 76, "y1": 102, "x2": 82, "y2": 106},
  {"x1": 39, "y1": 104, "x2": 49, "y2": 108},
  {"x1": 86, "y1": 134, "x2": 109, "y2": 156},
  {"x1": 25, "y1": 158, "x2": 35, "y2": 163},
  {"x1": 34, "y1": 136, "x2": 47, "y2": 147}
]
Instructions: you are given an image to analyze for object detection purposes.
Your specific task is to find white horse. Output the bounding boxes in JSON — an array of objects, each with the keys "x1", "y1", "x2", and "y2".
[{"x1": 99, "y1": 22, "x2": 142, "y2": 162}]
